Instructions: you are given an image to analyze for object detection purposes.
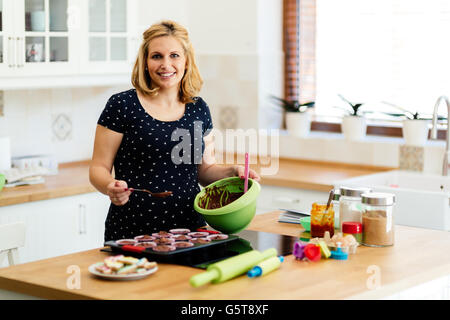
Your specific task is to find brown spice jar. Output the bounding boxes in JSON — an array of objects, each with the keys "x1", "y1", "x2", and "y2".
[{"x1": 362, "y1": 210, "x2": 394, "y2": 247}]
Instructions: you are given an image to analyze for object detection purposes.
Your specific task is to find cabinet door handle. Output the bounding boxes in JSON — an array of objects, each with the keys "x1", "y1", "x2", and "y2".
[
  {"x1": 78, "y1": 204, "x2": 87, "y2": 235},
  {"x1": 78, "y1": 204, "x2": 83, "y2": 234},
  {"x1": 8, "y1": 37, "x2": 15, "y2": 68},
  {"x1": 14, "y1": 37, "x2": 20, "y2": 68},
  {"x1": 16, "y1": 37, "x2": 25, "y2": 68}
]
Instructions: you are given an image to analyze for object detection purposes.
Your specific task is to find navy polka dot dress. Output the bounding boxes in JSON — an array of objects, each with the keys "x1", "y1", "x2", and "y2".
[{"x1": 97, "y1": 89, "x2": 213, "y2": 241}]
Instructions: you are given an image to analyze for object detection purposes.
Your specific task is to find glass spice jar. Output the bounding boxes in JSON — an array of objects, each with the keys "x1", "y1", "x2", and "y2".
[
  {"x1": 342, "y1": 222, "x2": 362, "y2": 244},
  {"x1": 310, "y1": 202, "x2": 334, "y2": 238},
  {"x1": 361, "y1": 192, "x2": 396, "y2": 247},
  {"x1": 339, "y1": 186, "x2": 372, "y2": 231},
  {"x1": 332, "y1": 189, "x2": 341, "y2": 229}
]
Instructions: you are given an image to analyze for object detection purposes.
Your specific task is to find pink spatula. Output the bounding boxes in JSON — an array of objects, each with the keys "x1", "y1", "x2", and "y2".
[{"x1": 244, "y1": 152, "x2": 249, "y2": 193}]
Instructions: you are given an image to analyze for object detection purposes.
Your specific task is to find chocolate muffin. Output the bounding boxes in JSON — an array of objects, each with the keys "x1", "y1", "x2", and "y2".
[
  {"x1": 152, "y1": 231, "x2": 173, "y2": 238},
  {"x1": 134, "y1": 241, "x2": 156, "y2": 248},
  {"x1": 152, "y1": 245, "x2": 176, "y2": 252},
  {"x1": 169, "y1": 228, "x2": 191, "y2": 234},
  {"x1": 190, "y1": 237, "x2": 211, "y2": 244},
  {"x1": 154, "y1": 237, "x2": 175, "y2": 245},
  {"x1": 206, "y1": 234, "x2": 229, "y2": 241},
  {"x1": 172, "y1": 234, "x2": 192, "y2": 241},
  {"x1": 134, "y1": 235, "x2": 155, "y2": 242},
  {"x1": 188, "y1": 232, "x2": 210, "y2": 238},
  {"x1": 174, "y1": 241, "x2": 194, "y2": 248}
]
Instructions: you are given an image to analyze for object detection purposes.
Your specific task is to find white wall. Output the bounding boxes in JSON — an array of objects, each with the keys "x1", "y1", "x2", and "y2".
[
  {"x1": 0, "y1": 0, "x2": 283, "y2": 164},
  {"x1": 257, "y1": 0, "x2": 284, "y2": 129},
  {"x1": 137, "y1": 0, "x2": 283, "y2": 131},
  {"x1": 136, "y1": 0, "x2": 190, "y2": 34},
  {"x1": 136, "y1": 0, "x2": 259, "y2": 54},
  {"x1": 0, "y1": 86, "x2": 128, "y2": 163},
  {"x1": 4, "y1": 0, "x2": 439, "y2": 173}
]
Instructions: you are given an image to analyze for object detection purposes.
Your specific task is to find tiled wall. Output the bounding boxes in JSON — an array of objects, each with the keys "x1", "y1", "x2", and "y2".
[
  {"x1": 2, "y1": 84, "x2": 444, "y2": 174},
  {"x1": 196, "y1": 54, "x2": 259, "y2": 130},
  {"x1": 0, "y1": 86, "x2": 128, "y2": 163},
  {"x1": 214, "y1": 129, "x2": 446, "y2": 174}
]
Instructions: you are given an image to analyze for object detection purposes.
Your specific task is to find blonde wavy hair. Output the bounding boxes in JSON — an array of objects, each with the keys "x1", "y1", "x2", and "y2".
[{"x1": 131, "y1": 20, "x2": 203, "y2": 104}]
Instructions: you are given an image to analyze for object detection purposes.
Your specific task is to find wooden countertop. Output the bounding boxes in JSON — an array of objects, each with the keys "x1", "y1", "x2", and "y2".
[
  {"x1": 0, "y1": 158, "x2": 393, "y2": 207},
  {"x1": 1, "y1": 211, "x2": 450, "y2": 300},
  {"x1": 250, "y1": 157, "x2": 393, "y2": 192},
  {"x1": 0, "y1": 161, "x2": 96, "y2": 207}
]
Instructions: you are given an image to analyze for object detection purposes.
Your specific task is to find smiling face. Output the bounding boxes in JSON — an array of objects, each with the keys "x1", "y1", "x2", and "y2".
[{"x1": 146, "y1": 36, "x2": 187, "y2": 92}]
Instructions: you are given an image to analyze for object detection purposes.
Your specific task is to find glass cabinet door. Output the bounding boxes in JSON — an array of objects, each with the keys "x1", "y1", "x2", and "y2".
[
  {"x1": 88, "y1": 0, "x2": 127, "y2": 62},
  {"x1": 24, "y1": 0, "x2": 69, "y2": 64},
  {"x1": 0, "y1": 0, "x2": 3, "y2": 64}
]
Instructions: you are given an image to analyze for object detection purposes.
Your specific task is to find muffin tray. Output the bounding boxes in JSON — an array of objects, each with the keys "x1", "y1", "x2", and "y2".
[{"x1": 103, "y1": 230, "x2": 240, "y2": 267}]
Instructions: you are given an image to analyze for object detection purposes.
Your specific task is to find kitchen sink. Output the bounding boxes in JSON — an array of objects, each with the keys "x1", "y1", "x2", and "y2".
[{"x1": 334, "y1": 170, "x2": 450, "y2": 231}]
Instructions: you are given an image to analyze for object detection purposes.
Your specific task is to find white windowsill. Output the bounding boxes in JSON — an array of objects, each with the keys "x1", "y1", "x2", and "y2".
[{"x1": 214, "y1": 128, "x2": 446, "y2": 174}]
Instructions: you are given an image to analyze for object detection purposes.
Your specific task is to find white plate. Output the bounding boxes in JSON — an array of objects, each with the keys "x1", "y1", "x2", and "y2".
[{"x1": 88, "y1": 263, "x2": 158, "y2": 281}]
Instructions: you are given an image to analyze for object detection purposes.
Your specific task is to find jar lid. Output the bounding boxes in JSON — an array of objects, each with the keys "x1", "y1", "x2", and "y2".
[
  {"x1": 342, "y1": 222, "x2": 362, "y2": 234},
  {"x1": 361, "y1": 192, "x2": 396, "y2": 206},
  {"x1": 339, "y1": 186, "x2": 372, "y2": 198},
  {"x1": 333, "y1": 189, "x2": 341, "y2": 201}
]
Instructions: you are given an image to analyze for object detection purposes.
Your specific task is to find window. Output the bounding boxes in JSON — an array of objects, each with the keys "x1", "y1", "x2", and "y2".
[
  {"x1": 315, "y1": 0, "x2": 450, "y2": 122},
  {"x1": 286, "y1": 0, "x2": 449, "y2": 138}
]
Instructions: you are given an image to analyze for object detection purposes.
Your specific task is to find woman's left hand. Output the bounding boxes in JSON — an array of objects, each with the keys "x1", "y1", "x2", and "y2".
[{"x1": 234, "y1": 165, "x2": 261, "y2": 182}]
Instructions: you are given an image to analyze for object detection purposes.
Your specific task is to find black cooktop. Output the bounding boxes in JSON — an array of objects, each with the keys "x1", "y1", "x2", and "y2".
[{"x1": 102, "y1": 230, "x2": 298, "y2": 269}]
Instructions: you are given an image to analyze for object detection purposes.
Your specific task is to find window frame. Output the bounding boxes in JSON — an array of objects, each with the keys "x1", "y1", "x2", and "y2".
[{"x1": 285, "y1": 0, "x2": 447, "y2": 141}]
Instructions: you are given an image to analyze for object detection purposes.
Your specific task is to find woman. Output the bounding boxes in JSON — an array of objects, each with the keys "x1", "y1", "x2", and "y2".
[{"x1": 89, "y1": 20, "x2": 260, "y2": 241}]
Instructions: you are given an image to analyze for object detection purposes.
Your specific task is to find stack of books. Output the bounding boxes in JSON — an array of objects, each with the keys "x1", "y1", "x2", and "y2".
[
  {"x1": 0, "y1": 166, "x2": 49, "y2": 187},
  {"x1": 277, "y1": 209, "x2": 310, "y2": 224}
]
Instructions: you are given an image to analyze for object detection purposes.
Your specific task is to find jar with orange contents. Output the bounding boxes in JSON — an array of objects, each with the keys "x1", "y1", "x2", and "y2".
[{"x1": 310, "y1": 202, "x2": 335, "y2": 238}]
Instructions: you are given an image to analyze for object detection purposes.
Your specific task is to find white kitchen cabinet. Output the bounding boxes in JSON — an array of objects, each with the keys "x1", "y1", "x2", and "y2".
[
  {"x1": 1, "y1": 0, "x2": 79, "y2": 77},
  {"x1": 0, "y1": 192, "x2": 110, "y2": 268},
  {"x1": 256, "y1": 185, "x2": 328, "y2": 215},
  {"x1": 0, "y1": 0, "x2": 138, "y2": 89},
  {"x1": 384, "y1": 275, "x2": 450, "y2": 300},
  {"x1": 0, "y1": 0, "x2": 13, "y2": 73},
  {"x1": 78, "y1": 0, "x2": 139, "y2": 75}
]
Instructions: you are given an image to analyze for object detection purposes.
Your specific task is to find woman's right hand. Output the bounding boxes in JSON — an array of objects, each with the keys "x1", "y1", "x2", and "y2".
[{"x1": 106, "y1": 180, "x2": 132, "y2": 206}]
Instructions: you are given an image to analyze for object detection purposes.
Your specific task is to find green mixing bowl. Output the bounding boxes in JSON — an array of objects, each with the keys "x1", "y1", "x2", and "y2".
[
  {"x1": 194, "y1": 177, "x2": 261, "y2": 234},
  {"x1": 0, "y1": 174, "x2": 5, "y2": 192}
]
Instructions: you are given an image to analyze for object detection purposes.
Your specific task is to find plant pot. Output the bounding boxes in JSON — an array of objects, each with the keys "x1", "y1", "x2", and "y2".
[
  {"x1": 341, "y1": 115, "x2": 366, "y2": 140},
  {"x1": 402, "y1": 119, "x2": 430, "y2": 146},
  {"x1": 285, "y1": 112, "x2": 311, "y2": 137}
]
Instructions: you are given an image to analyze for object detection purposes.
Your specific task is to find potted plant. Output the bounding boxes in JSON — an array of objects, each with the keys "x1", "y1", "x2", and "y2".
[
  {"x1": 381, "y1": 102, "x2": 446, "y2": 146},
  {"x1": 335, "y1": 94, "x2": 366, "y2": 141},
  {"x1": 271, "y1": 96, "x2": 315, "y2": 138}
]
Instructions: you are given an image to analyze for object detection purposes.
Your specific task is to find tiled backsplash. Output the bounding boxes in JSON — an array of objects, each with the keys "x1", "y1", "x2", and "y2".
[
  {"x1": 215, "y1": 129, "x2": 446, "y2": 175},
  {"x1": 196, "y1": 54, "x2": 260, "y2": 130},
  {"x1": 399, "y1": 145, "x2": 424, "y2": 171},
  {"x1": 0, "y1": 62, "x2": 443, "y2": 175},
  {"x1": 0, "y1": 86, "x2": 128, "y2": 163}
]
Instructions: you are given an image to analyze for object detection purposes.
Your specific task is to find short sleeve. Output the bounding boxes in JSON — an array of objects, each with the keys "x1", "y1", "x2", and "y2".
[
  {"x1": 197, "y1": 97, "x2": 213, "y2": 136},
  {"x1": 97, "y1": 94, "x2": 126, "y2": 133}
]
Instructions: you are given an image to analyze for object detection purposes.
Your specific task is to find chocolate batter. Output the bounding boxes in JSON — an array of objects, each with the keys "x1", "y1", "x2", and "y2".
[{"x1": 198, "y1": 185, "x2": 244, "y2": 209}]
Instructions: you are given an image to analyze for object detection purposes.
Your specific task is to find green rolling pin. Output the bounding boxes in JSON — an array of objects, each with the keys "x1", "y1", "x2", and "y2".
[{"x1": 189, "y1": 248, "x2": 277, "y2": 287}]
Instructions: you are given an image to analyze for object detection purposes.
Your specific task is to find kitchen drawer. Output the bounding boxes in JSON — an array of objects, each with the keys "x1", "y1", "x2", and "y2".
[
  {"x1": 257, "y1": 185, "x2": 328, "y2": 214},
  {"x1": 0, "y1": 192, "x2": 109, "y2": 268}
]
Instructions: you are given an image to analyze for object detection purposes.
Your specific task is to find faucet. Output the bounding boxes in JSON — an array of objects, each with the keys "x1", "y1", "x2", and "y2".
[{"x1": 431, "y1": 96, "x2": 450, "y2": 176}]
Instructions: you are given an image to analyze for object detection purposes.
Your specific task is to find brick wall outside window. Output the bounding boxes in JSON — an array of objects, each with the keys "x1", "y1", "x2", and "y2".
[
  {"x1": 283, "y1": 0, "x2": 316, "y2": 104},
  {"x1": 298, "y1": 0, "x2": 316, "y2": 104},
  {"x1": 283, "y1": 0, "x2": 300, "y2": 102}
]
